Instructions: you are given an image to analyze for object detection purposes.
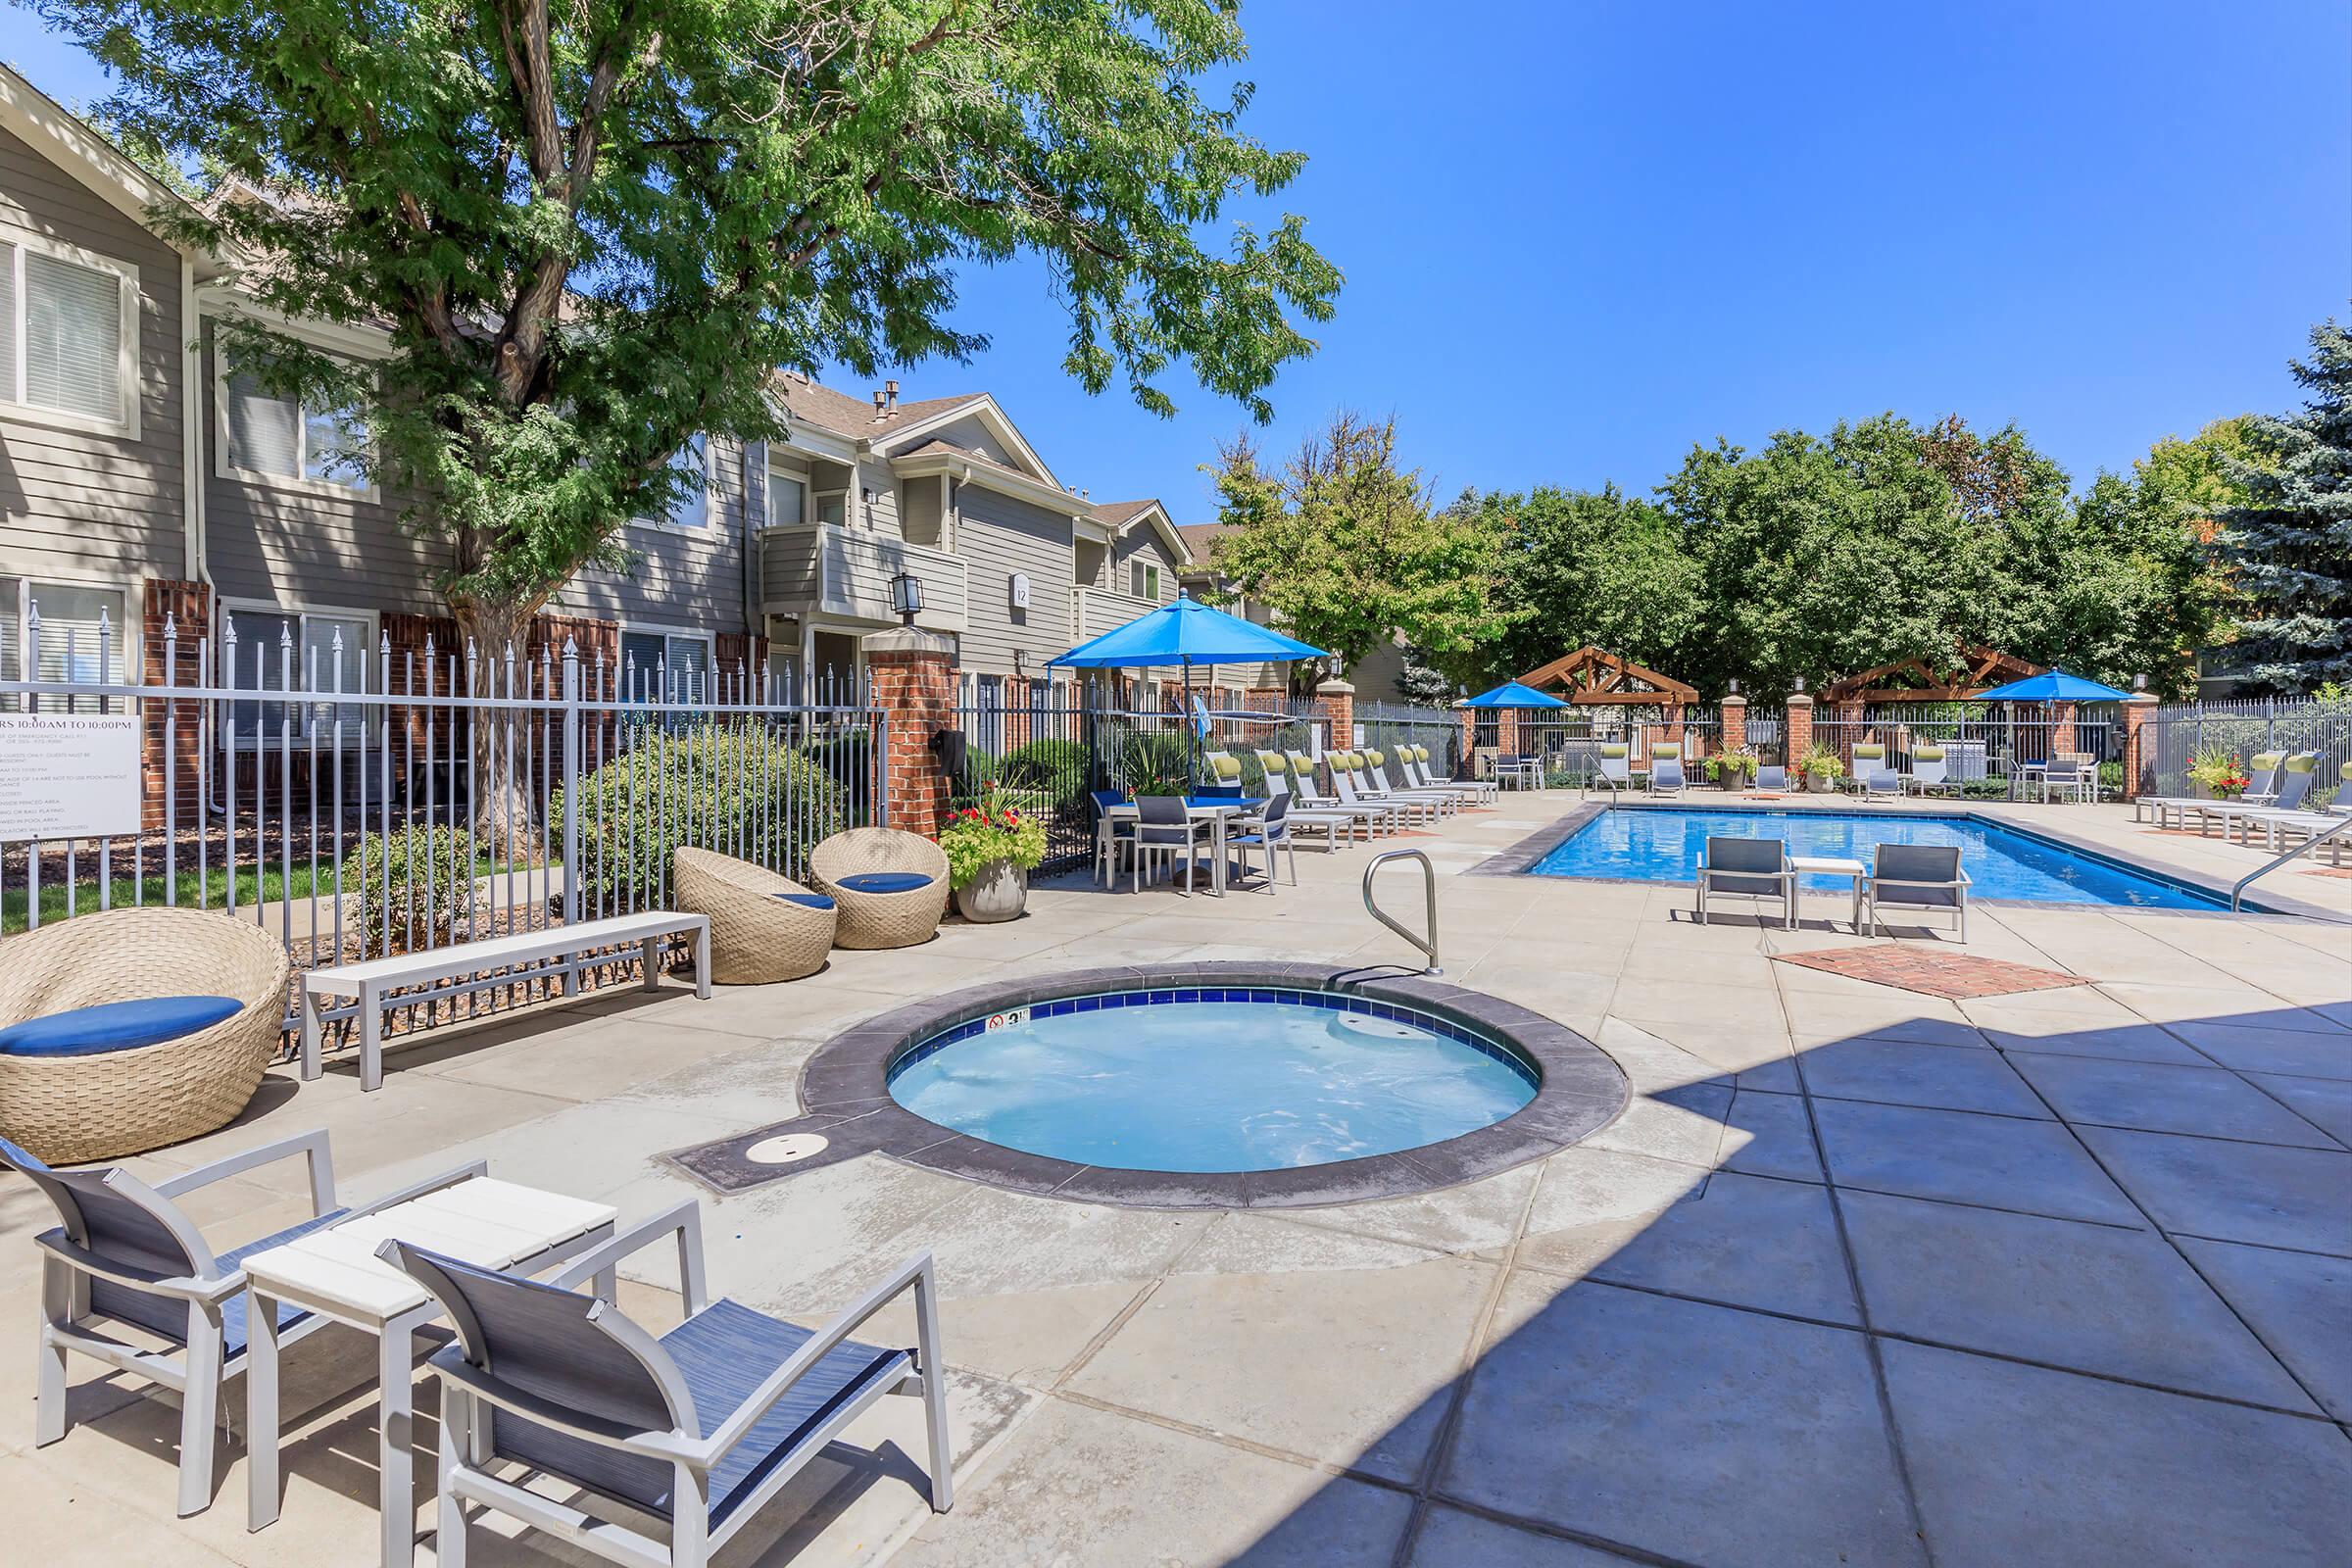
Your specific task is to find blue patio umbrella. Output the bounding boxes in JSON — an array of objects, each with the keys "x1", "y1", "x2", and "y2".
[
  {"x1": 1047, "y1": 592, "x2": 1329, "y2": 786},
  {"x1": 1972, "y1": 669, "x2": 2132, "y2": 703},
  {"x1": 1456, "y1": 680, "x2": 1571, "y2": 710}
]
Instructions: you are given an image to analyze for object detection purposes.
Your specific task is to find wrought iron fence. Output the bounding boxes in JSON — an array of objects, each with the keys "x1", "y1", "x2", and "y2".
[
  {"x1": 1808, "y1": 703, "x2": 2118, "y2": 795},
  {"x1": 1, "y1": 609, "x2": 886, "y2": 1054},
  {"x1": 945, "y1": 679, "x2": 1320, "y2": 870},
  {"x1": 1357, "y1": 699, "x2": 1461, "y2": 776},
  {"x1": 2140, "y1": 698, "x2": 2351, "y2": 803}
]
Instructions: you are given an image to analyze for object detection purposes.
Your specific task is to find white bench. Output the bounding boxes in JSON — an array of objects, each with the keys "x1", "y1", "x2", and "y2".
[{"x1": 300, "y1": 911, "x2": 712, "y2": 1090}]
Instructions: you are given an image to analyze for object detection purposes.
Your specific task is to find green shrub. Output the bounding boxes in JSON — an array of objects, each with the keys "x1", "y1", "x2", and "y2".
[
  {"x1": 550, "y1": 723, "x2": 846, "y2": 909},
  {"x1": 352, "y1": 823, "x2": 484, "y2": 957},
  {"x1": 1001, "y1": 737, "x2": 1088, "y2": 794}
]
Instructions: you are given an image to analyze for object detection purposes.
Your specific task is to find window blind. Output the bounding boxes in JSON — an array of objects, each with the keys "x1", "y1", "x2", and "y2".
[
  {"x1": 29, "y1": 582, "x2": 124, "y2": 687},
  {"x1": 225, "y1": 371, "x2": 302, "y2": 476},
  {"x1": 23, "y1": 250, "x2": 123, "y2": 421}
]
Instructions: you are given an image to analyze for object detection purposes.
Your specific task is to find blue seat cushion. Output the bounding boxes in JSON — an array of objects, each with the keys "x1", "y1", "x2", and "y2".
[
  {"x1": 775, "y1": 892, "x2": 836, "y2": 910},
  {"x1": 0, "y1": 996, "x2": 243, "y2": 1058},
  {"x1": 835, "y1": 872, "x2": 934, "y2": 896}
]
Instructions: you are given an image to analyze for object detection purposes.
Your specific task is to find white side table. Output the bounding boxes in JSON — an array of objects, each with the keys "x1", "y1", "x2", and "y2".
[
  {"x1": 1789, "y1": 855, "x2": 1868, "y2": 932},
  {"x1": 242, "y1": 1176, "x2": 618, "y2": 1568}
]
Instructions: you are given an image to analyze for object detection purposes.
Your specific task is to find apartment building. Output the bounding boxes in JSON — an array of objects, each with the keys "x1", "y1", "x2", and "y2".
[{"x1": 0, "y1": 62, "x2": 1217, "y2": 751}]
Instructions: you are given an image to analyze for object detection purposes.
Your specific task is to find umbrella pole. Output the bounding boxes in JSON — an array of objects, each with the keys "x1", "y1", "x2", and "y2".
[{"x1": 1185, "y1": 658, "x2": 1198, "y2": 795}]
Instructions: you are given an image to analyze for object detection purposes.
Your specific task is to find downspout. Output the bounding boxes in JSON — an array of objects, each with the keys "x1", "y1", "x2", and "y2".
[
  {"x1": 180, "y1": 258, "x2": 208, "y2": 588},
  {"x1": 741, "y1": 438, "x2": 760, "y2": 667}
]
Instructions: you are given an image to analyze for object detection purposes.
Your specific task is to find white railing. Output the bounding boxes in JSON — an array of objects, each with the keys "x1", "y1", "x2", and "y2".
[{"x1": 760, "y1": 523, "x2": 968, "y2": 630}]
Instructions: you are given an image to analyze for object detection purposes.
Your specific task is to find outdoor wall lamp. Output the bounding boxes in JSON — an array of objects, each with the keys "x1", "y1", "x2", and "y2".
[
  {"x1": 1791, "y1": 674, "x2": 1805, "y2": 694},
  {"x1": 2132, "y1": 673, "x2": 2148, "y2": 692},
  {"x1": 889, "y1": 567, "x2": 923, "y2": 626}
]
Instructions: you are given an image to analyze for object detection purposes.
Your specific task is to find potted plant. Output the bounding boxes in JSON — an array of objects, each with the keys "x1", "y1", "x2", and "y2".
[
  {"x1": 1800, "y1": 744, "x2": 1845, "y2": 794},
  {"x1": 939, "y1": 789, "x2": 1049, "y2": 923},
  {"x1": 1706, "y1": 746, "x2": 1759, "y2": 787},
  {"x1": 2184, "y1": 746, "x2": 2245, "y2": 801}
]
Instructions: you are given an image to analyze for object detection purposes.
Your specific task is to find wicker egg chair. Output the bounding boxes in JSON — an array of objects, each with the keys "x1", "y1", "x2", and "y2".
[
  {"x1": 671, "y1": 846, "x2": 838, "y2": 984},
  {"x1": 808, "y1": 827, "x2": 950, "y2": 950},
  {"x1": 0, "y1": 908, "x2": 289, "y2": 1163}
]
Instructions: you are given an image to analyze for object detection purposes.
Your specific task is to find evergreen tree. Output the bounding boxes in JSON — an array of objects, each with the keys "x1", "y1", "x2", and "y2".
[{"x1": 2216, "y1": 319, "x2": 2352, "y2": 693}]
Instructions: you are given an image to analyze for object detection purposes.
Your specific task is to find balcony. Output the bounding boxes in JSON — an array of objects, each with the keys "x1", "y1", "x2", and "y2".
[{"x1": 760, "y1": 523, "x2": 967, "y2": 632}]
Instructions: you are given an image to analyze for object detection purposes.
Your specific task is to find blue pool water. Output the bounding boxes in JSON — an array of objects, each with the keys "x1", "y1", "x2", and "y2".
[
  {"x1": 1527, "y1": 808, "x2": 2220, "y2": 908},
  {"x1": 888, "y1": 990, "x2": 1538, "y2": 1173}
]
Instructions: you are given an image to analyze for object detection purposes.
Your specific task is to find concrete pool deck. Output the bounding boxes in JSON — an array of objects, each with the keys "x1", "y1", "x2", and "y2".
[{"x1": 2, "y1": 793, "x2": 2347, "y2": 1565}]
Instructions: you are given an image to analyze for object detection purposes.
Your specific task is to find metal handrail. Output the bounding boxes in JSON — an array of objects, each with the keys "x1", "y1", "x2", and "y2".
[
  {"x1": 1363, "y1": 849, "x2": 1442, "y2": 974},
  {"x1": 2231, "y1": 811, "x2": 2352, "y2": 912}
]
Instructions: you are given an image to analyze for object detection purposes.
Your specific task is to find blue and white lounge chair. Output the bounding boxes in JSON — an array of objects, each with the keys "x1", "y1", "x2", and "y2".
[{"x1": 382, "y1": 1202, "x2": 952, "y2": 1568}]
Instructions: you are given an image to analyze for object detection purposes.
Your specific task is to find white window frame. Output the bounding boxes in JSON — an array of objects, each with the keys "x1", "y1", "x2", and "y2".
[
  {"x1": 760, "y1": 444, "x2": 811, "y2": 528},
  {"x1": 1130, "y1": 559, "x2": 1161, "y2": 601},
  {"x1": 618, "y1": 620, "x2": 717, "y2": 703},
  {"x1": 628, "y1": 435, "x2": 712, "y2": 534},
  {"x1": 812, "y1": 487, "x2": 849, "y2": 530},
  {"x1": 214, "y1": 599, "x2": 382, "y2": 750},
  {"x1": 0, "y1": 231, "x2": 142, "y2": 440},
  {"x1": 213, "y1": 344, "x2": 380, "y2": 502},
  {"x1": 1, "y1": 572, "x2": 136, "y2": 695}
]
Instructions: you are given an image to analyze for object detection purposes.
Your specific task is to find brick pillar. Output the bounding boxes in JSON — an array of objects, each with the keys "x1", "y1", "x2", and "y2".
[
  {"x1": 1786, "y1": 693, "x2": 1814, "y2": 780},
  {"x1": 1314, "y1": 677, "x2": 1355, "y2": 754},
  {"x1": 2120, "y1": 694, "x2": 2155, "y2": 801},
  {"x1": 2051, "y1": 700, "x2": 2078, "y2": 759},
  {"x1": 1721, "y1": 693, "x2": 1747, "y2": 755},
  {"x1": 139, "y1": 578, "x2": 210, "y2": 831},
  {"x1": 1499, "y1": 707, "x2": 1522, "y2": 758},
  {"x1": 865, "y1": 627, "x2": 956, "y2": 839},
  {"x1": 1458, "y1": 707, "x2": 1477, "y2": 781}
]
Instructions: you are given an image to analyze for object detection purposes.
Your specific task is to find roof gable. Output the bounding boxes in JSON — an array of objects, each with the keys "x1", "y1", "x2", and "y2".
[
  {"x1": 0, "y1": 63, "x2": 211, "y2": 260},
  {"x1": 1517, "y1": 646, "x2": 1698, "y2": 705}
]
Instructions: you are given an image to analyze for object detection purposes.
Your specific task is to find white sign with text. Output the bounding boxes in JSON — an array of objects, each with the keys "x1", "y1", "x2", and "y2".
[{"x1": 0, "y1": 713, "x2": 142, "y2": 840}]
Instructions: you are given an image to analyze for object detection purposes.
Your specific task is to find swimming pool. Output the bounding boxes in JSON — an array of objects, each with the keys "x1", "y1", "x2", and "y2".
[
  {"x1": 888, "y1": 988, "x2": 1539, "y2": 1173},
  {"x1": 1526, "y1": 808, "x2": 2223, "y2": 909}
]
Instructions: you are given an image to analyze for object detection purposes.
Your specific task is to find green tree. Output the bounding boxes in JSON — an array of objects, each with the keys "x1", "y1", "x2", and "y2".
[
  {"x1": 1662, "y1": 416, "x2": 2000, "y2": 698},
  {"x1": 2214, "y1": 319, "x2": 2352, "y2": 693},
  {"x1": 1472, "y1": 484, "x2": 1703, "y2": 686},
  {"x1": 47, "y1": 0, "x2": 1341, "y2": 745},
  {"x1": 1205, "y1": 415, "x2": 1519, "y2": 689}
]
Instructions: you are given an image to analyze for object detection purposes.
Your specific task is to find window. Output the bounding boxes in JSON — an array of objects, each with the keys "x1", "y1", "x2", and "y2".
[
  {"x1": 1, "y1": 579, "x2": 129, "y2": 711},
  {"x1": 221, "y1": 363, "x2": 370, "y2": 492},
  {"x1": 766, "y1": 461, "x2": 808, "y2": 528},
  {"x1": 631, "y1": 435, "x2": 709, "y2": 530},
  {"x1": 1129, "y1": 559, "x2": 1161, "y2": 600},
  {"x1": 220, "y1": 606, "x2": 375, "y2": 746},
  {"x1": 620, "y1": 629, "x2": 712, "y2": 704},
  {"x1": 814, "y1": 490, "x2": 847, "y2": 529},
  {"x1": 0, "y1": 239, "x2": 136, "y2": 432}
]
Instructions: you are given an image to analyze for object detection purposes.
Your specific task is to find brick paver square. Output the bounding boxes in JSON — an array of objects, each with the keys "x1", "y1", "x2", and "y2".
[{"x1": 1774, "y1": 946, "x2": 2088, "y2": 1001}]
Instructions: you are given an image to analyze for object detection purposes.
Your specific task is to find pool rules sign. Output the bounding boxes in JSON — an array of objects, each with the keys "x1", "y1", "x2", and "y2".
[{"x1": 0, "y1": 712, "x2": 142, "y2": 840}]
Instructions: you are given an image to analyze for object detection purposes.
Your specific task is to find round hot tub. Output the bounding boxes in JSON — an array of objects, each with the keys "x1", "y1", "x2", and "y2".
[
  {"x1": 794, "y1": 963, "x2": 1628, "y2": 1208},
  {"x1": 887, "y1": 986, "x2": 1539, "y2": 1173}
]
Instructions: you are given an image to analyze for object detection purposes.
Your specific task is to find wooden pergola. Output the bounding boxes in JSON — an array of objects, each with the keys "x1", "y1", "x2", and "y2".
[
  {"x1": 1818, "y1": 645, "x2": 2044, "y2": 704},
  {"x1": 1516, "y1": 647, "x2": 1699, "y2": 707}
]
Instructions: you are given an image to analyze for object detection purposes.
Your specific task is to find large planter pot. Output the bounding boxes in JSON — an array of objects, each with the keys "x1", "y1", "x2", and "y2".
[
  {"x1": 1804, "y1": 769, "x2": 1836, "y2": 794},
  {"x1": 954, "y1": 858, "x2": 1029, "y2": 923}
]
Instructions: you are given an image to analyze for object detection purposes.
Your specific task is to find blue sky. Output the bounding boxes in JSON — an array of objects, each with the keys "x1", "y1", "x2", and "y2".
[{"x1": 13, "y1": 2, "x2": 2346, "y2": 522}]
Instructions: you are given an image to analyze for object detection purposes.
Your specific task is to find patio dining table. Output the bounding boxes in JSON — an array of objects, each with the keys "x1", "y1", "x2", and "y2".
[{"x1": 1103, "y1": 798, "x2": 1268, "y2": 895}]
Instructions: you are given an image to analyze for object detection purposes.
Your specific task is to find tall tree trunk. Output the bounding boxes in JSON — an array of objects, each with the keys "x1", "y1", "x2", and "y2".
[{"x1": 450, "y1": 594, "x2": 541, "y2": 865}]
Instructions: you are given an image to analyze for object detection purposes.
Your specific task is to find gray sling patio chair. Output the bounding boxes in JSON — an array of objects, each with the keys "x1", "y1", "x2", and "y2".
[
  {"x1": 1648, "y1": 745, "x2": 1688, "y2": 797},
  {"x1": 381, "y1": 1200, "x2": 951, "y2": 1568},
  {"x1": 1751, "y1": 765, "x2": 1788, "y2": 792},
  {"x1": 1693, "y1": 836, "x2": 1797, "y2": 928},
  {"x1": 1135, "y1": 794, "x2": 1213, "y2": 894},
  {"x1": 1861, "y1": 844, "x2": 1971, "y2": 940},
  {"x1": 2, "y1": 1129, "x2": 482, "y2": 1517}
]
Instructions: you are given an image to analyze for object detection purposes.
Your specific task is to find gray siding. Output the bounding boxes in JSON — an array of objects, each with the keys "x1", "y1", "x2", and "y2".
[
  {"x1": 921, "y1": 414, "x2": 1023, "y2": 471},
  {"x1": 562, "y1": 431, "x2": 755, "y2": 634},
  {"x1": 0, "y1": 122, "x2": 186, "y2": 589},
  {"x1": 1109, "y1": 523, "x2": 1180, "y2": 602},
  {"x1": 201, "y1": 325, "x2": 450, "y2": 616},
  {"x1": 956, "y1": 484, "x2": 1073, "y2": 676}
]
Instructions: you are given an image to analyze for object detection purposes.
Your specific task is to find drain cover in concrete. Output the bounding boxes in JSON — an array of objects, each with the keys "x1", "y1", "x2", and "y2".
[
  {"x1": 745, "y1": 1132, "x2": 830, "y2": 1165},
  {"x1": 1773, "y1": 947, "x2": 2087, "y2": 1001}
]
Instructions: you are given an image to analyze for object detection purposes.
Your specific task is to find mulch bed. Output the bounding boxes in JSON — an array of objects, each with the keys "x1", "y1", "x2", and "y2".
[{"x1": 1773, "y1": 946, "x2": 2088, "y2": 1001}]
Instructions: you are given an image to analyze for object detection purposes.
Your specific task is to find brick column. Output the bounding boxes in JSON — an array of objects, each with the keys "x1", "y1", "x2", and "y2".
[
  {"x1": 1721, "y1": 693, "x2": 1747, "y2": 755},
  {"x1": 1457, "y1": 707, "x2": 1477, "y2": 780},
  {"x1": 1499, "y1": 707, "x2": 1522, "y2": 758},
  {"x1": 1313, "y1": 677, "x2": 1355, "y2": 755},
  {"x1": 1785, "y1": 693, "x2": 1814, "y2": 780},
  {"x1": 139, "y1": 578, "x2": 210, "y2": 831},
  {"x1": 2120, "y1": 694, "x2": 2156, "y2": 801},
  {"x1": 2051, "y1": 700, "x2": 2078, "y2": 759},
  {"x1": 864, "y1": 627, "x2": 956, "y2": 839}
]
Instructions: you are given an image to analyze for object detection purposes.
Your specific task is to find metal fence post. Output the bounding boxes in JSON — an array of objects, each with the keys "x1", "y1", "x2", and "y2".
[
  {"x1": 561, "y1": 638, "x2": 582, "y2": 931},
  {"x1": 876, "y1": 712, "x2": 892, "y2": 827}
]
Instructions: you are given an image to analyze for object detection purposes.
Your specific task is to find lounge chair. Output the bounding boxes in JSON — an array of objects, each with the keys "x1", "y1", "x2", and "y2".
[
  {"x1": 1648, "y1": 744, "x2": 1687, "y2": 797},
  {"x1": 1287, "y1": 751, "x2": 1397, "y2": 838},
  {"x1": 1846, "y1": 744, "x2": 1887, "y2": 797},
  {"x1": 1903, "y1": 746, "x2": 1953, "y2": 798},
  {"x1": 2133, "y1": 752, "x2": 2282, "y2": 829},
  {"x1": 671, "y1": 847, "x2": 836, "y2": 984},
  {"x1": 1362, "y1": 748, "x2": 1460, "y2": 813},
  {"x1": 1592, "y1": 745, "x2": 1632, "y2": 796},
  {"x1": 1860, "y1": 760, "x2": 1904, "y2": 800},
  {"x1": 1228, "y1": 795, "x2": 1299, "y2": 888},
  {"x1": 1092, "y1": 789, "x2": 1139, "y2": 884},
  {"x1": 1405, "y1": 743, "x2": 1494, "y2": 803},
  {"x1": 1751, "y1": 765, "x2": 1788, "y2": 792},
  {"x1": 809, "y1": 827, "x2": 948, "y2": 948},
  {"x1": 0, "y1": 906, "x2": 289, "y2": 1163},
  {"x1": 2186, "y1": 753, "x2": 2320, "y2": 840},
  {"x1": 1256, "y1": 752, "x2": 1355, "y2": 846},
  {"x1": 1335, "y1": 753, "x2": 1440, "y2": 825},
  {"x1": 1134, "y1": 794, "x2": 1213, "y2": 893},
  {"x1": 1861, "y1": 844, "x2": 1971, "y2": 939},
  {"x1": 382, "y1": 1202, "x2": 952, "y2": 1568},
  {"x1": 3, "y1": 1128, "x2": 481, "y2": 1517},
  {"x1": 1694, "y1": 836, "x2": 1797, "y2": 928}
]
